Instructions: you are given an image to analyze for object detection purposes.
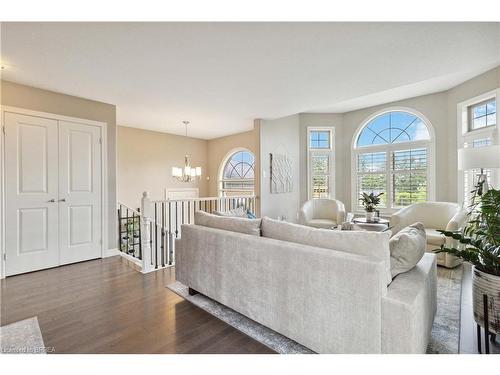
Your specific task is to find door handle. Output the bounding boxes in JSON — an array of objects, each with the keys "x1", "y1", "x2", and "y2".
[
  {"x1": 47, "y1": 198, "x2": 55, "y2": 203},
  {"x1": 58, "y1": 198, "x2": 66, "y2": 202}
]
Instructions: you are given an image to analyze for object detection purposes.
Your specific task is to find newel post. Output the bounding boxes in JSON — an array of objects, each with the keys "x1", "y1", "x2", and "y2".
[{"x1": 140, "y1": 191, "x2": 153, "y2": 273}]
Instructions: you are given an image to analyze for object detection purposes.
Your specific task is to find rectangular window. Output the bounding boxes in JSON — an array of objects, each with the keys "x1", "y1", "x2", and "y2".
[
  {"x1": 309, "y1": 130, "x2": 331, "y2": 149},
  {"x1": 311, "y1": 155, "x2": 330, "y2": 198},
  {"x1": 308, "y1": 128, "x2": 334, "y2": 199},
  {"x1": 469, "y1": 98, "x2": 496, "y2": 130}
]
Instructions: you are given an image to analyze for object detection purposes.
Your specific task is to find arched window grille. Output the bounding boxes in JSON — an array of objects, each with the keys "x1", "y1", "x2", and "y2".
[{"x1": 220, "y1": 150, "x2": 255, "y2": 195}]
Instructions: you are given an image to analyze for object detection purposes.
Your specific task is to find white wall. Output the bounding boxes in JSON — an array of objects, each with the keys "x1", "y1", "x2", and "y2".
[{"x1": 260, "y1": 114, "x2": 301, "y2": 222}]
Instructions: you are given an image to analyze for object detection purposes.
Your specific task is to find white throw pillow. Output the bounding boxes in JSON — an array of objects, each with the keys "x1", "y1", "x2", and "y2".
[
  {"x1": 213, "y1": 206, "x2": 247, "y2": 218},
  {"x1": 261, "y1": 217, "x2": 392, "y2": 285},
  {"x1": 194, "y1": 211, "x2": 261, "y2": 236},
  {"x1": 389, "y1": 222, "x2": 426, "y2": 278}
]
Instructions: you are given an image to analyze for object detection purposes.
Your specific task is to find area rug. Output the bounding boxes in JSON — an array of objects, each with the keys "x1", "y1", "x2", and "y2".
[
  {"x1": 167, "y1": 264, "x2": 463, "y2": 354},
  {"x1": 426, "y1": 264, "x2": 463, "y2": 354},
  {"x1": 0, "y1": 317, "x2": 46, "y2": 354}
]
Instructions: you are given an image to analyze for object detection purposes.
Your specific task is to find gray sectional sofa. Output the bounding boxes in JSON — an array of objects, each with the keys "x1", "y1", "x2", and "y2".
[{"x1": 175, "y1": 213, "x2": 437, "y2": 354}]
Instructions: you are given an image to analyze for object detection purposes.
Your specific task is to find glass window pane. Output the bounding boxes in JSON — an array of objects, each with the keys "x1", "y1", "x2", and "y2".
[
  {"x1": 473, "y1": 116, "x2": 487, "y2": 129},
  {"x1": 357, "y1": 174, "x2": 387, "y2": 207},
  {"x1": 318, "y1": 131, "x2": 329, "y2": 141},
  {"x1": 486, "y1": 100, "x2": 496, "y2": 115},
  {"x1": 222, "y1": 150, "x2": 255, "y2": 192},
  {"x1": 471, "y1": 138, "x2": 492, "y2": 148},
  {"x1": 312, "y1": 155, "x2": 329, "y2": 174},
  {"x1": 310, "y1": 130, "x2": 330, "y2": 149},
  {"x1": 357, "y1": 152, "x2": 386, "y2": 172},
  {"x1": 473, "y1": 104, "x2": 487, "y2": 118},
  {"x1": 393, "y1": 148, "x2": 427, "y2": 171},
  {"x1": 486, "y1": 114, "x2": 496, "y2": 126},
  {"x1": 312, "y1": 175, "x2": 329, "y2": 198},
  {"x1": 393, "y1": 172, "x2": 427, "y2": 207}
]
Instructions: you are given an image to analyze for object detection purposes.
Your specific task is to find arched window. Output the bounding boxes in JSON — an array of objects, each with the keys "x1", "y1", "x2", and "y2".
[
  {"x1": 352, "y1": 109, "x2": 434, "y2": 211},
  {"x1": 219, "y1": 150, "x2": 255, "y2": 196}
]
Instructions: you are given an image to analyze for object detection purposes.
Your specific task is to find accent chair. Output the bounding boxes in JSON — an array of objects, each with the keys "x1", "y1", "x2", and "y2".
[
  {"x1": 390, "y1": 202, "x2": 467, "y2": 268},
  {"x1": 298, "y1": 198, "x2": 346, "y2": 229}
]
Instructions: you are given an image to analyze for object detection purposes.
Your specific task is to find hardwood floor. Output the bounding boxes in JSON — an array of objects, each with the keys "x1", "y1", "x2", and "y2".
[
  {"x1": 0, "y1": 256, "x2": 274, "y2": 354},
  {"x1": 3, "y1": 256, "x2": 499, "y2": 354}
]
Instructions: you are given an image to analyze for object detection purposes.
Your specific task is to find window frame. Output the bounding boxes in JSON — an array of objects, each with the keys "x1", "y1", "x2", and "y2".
[
  {"x1": 467, "y1": 98, "x2": 497, "y2": 132},
  {"x1": 457, "y1": 90, "x2": 499, "y2": 206},
  {"x1": 351, "y1": 107, "x2": 435, "y2": 215},
  {"x1": 218, "y1": 148, "x2": 255, "y2": 197},
  {"x1": 307, "y1": 127, "x2": 335, "y2": 200}
]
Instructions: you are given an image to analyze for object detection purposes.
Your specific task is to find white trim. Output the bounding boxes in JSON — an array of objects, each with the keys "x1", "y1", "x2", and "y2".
[
  {"x1": 306, "y1": 126, "x2": 336, "y2": 200},
  {"x1": 456, "y1": 89, "x2": 500, "y2": 205},
  {"x1": 0, "y1": 106, "x2": 109, "y2": 278},
  {"x1": 350, "y1": 107, "x2": 436, "y2": 214},
  {"x1": 103, "y1": 248, "x2": 120, "y2": 258}
]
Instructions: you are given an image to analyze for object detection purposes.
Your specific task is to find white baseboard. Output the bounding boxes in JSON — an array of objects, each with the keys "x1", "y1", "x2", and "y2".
[{"x1": 103, "y1": 248, "x2": 120, "y2": 258}]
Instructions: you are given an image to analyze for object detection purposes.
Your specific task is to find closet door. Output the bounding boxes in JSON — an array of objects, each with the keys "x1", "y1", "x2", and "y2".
[
  {"x1": 58, "y1": 121, "x2": 102, "y2": 264},
  {"x1": 4, "y1": 112, "x2": 60, "y2": 276}
]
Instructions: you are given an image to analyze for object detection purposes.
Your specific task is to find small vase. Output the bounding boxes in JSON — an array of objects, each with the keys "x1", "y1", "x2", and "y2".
[
  {"x1": 472, "y1": 266, "x2": 500, "y2": 335},
  {"x1": 365, "y1": 211, "x2": 375, "y2": 222}
]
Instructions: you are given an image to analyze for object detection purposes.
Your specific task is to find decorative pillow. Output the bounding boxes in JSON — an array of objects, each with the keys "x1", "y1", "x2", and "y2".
[
  {"x1": 194, "y1": 210, "x2": 261, "y2": 236},
  {"x1": 213, "y1": 206, "x2": 247, "y2": 218},
  {"x1": 213, "y1": 206, "x2": 257, "y2": 219},
  {"x1": 389, "y1": 222, "x2": 426, "y2": 278}
]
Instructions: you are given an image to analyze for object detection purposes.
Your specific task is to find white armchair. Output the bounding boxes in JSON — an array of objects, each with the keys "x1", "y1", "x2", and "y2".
[
  {"x1": 299, "y1": 199, "x2": 346, "y2": 229},
  {"x1": 390, "y1": 202, "x2": 467, "y2": 268}
]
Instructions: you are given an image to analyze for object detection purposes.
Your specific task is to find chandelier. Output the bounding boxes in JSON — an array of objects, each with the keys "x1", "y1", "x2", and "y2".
[{"x1": 171, "y1": 121, "x2": 202, "y2": 182}]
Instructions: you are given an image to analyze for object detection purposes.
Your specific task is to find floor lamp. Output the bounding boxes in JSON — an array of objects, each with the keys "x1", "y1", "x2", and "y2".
[{"x1": 458, "y1": 145, "x2": 500, "y2": 203}]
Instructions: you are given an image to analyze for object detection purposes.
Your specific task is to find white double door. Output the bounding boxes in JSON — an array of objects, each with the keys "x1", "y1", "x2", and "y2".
[{"x1": 4, "y1": 112, "x2": 102, "y2": 276}]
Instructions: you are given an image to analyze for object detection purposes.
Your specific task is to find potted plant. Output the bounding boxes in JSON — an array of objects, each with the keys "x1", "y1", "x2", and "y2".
[
  {"x1": 436, "y1": 187, "x2": 500, "y2": 336},
  {"x1": 359, "y1": 192, "x2": 384, "y2": 222}
]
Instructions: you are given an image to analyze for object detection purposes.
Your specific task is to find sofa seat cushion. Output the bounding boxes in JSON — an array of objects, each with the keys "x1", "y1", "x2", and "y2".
[
  {"x1": 306, "y1": 218, "x2": 337, "y2": 229},
  {"x1": 382, "y1": 253, "x2": 437, "y2": 353},
  {"x1": 425, "y1": 229, "x2": 445, "y2": 246},
  {"x1": 194, "y1": 211, "x2": 261, "y2": 236},
  {"x1": 261, "y1": 217, "x2": 392, "y2": 285},
  {"x1": 389, "y1": 223, "x2": 426, "y2": 278}
]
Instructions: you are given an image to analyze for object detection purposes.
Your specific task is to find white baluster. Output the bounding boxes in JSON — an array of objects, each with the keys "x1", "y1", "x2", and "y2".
[{"x1": 141, "y1": 191, "x2": 153, "y2": 273}]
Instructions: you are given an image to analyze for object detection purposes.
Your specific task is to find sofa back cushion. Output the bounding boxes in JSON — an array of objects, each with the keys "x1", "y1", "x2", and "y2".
[
  {"x1": 261, "y1": 217, "x2": 392, "y2": 285},
  {"x1": 389, "y1": 222, "x2": 426, "y2": 278},
  {"x1": 194, "y1": 210, "x2": 261, "y2": 236}
]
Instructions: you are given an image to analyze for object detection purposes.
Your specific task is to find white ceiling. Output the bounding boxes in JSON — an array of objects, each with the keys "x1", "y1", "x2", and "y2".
[{"x1": 1, "y1": 22, "x2": 499, "y2": 139}]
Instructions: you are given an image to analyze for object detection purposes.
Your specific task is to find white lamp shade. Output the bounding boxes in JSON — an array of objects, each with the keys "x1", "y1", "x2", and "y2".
[
  {"x1": 195, "y1": 167, "x2": 202, "y2": 176},
  {"x1": 458, "y1": 145, "x2": 500, "y2": 170}
]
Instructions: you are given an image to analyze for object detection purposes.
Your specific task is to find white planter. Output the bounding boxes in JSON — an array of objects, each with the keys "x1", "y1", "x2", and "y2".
[
  {"x1": 472, "y1": 266, "x2": 500, "y2": 335},
  {"x1": 365, "y1": 211, "x2": 375, "y2": 222}
]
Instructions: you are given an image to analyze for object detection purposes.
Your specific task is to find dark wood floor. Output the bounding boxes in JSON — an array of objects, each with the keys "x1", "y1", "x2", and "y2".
[
  {"x1": 0, "y1": 256, "x2": 274, "y2": 354},
  {"x1": 3, "y1": 256, "x2": 499, "y2": 354}
]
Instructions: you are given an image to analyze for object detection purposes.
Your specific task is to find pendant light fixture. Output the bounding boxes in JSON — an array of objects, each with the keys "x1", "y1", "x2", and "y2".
[{"x1": 171, "y1": 121, "x2": 202, "y2": 182}]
